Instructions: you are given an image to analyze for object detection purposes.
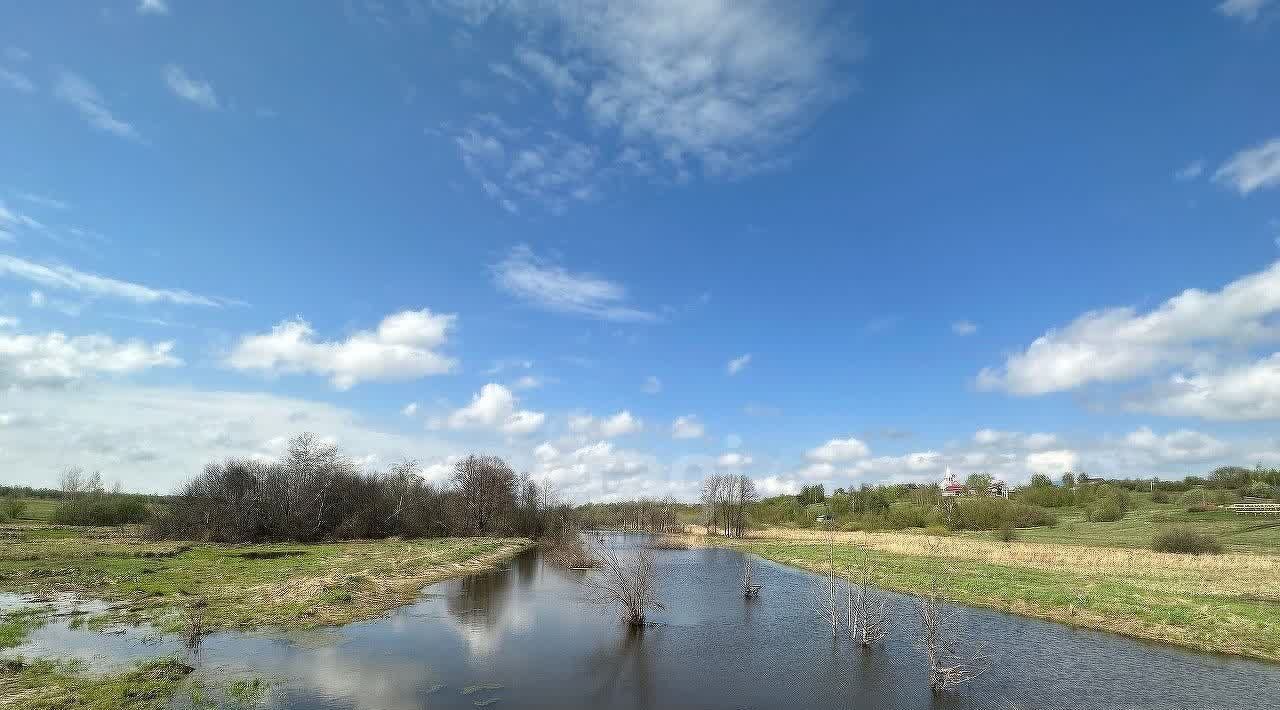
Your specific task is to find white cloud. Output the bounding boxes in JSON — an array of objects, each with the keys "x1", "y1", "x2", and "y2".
[
  {"x1": 726, "y1": 353, "x2": 752, "y2": 375},
  {"x1": 512, "y1": 374, "x2": 544, "y2": 390},
  {"x1": 0, "y1": 67, "x2": 34, "y2": 93},
  {"x1": 491, "y1": 245, "x2": 656, "y2": 322},
  {"x1": 671, "y1": 415, "x2": 704, "y2": 439},
  {"x1": 0, "y1": 254, "x2": 233, "y2": 307},
  {"x1": 1024, "y1": 449, "x2": 1079, "y2": 475},
  {"x1": 54, "y1": 71, "x2": 141, "y2": 141},
  {"x1": 951, "y1": 320, "x2": 978, "y2": 336},
  {"x1": 0, "y1": 328, "x2": 179, "y2": 387},
  {"x1": 445, "y1": 383, "x2": 545, "y2": 435},
  {"x1": 226, "y1": 309, "x2": 458, "y2": 390},
  {"x1": 641, "y1": 375, "x2": 661, "y2": 394},
  {"x1": 401, "y1": 402, "x2": 419, "y2": 417},
  {"x1": 1217, "y1": 0, "x2": 1271, "y2": 22},
  {"x1": 569, "y1": 410, "x2": 643, "y2": 438},
  {"x1": 977, "y1": 260, "x2": 1280, "y2": 395},
  {"x1": 754, "y1": 475, "x2": 800, "y2": 497},
  {"x1": 0, "y1": 202, "x2": 45, "y2": 231},
  {"x1": 16, "y1": 192, "x2": 71, "y2": 210},
  {"x1": 28, "y1": 290, "x2": 46, "y2": 307},
  {"x1": 1124, "y1": 427, "x2": 1227, "y2": 463},
  {"x1": 973, "y1": 428, "x2": 1058, "y2": 450},
  {"x1": 1174, "y1": 160, "x2": 1205, "y2": 181},
  {"x1": 0, "y1": 383, "x2": 462, "y2": 491},
  {"x1": 454, "y1": 123, "x2": 602, "y2": 214},
  {"x1": 0, "y1": 316, "x2": 17, "y2": 328},
  {"x1": 716, "y1": 452, "x2": 753, "y2": 468},
  {"x1": 528, "y1": 438, "x2": 698, "y2": 503},
  {"x1": 1127, "y1": 354, "x2": 1280, "y2": 420},
  {"x1": 806, "y1": 437, "x2": 870, "y2": 462},
  {"x1": 514, "y1": 45, "x2": 580, "y2": 97},
  {"x1": 164, "y1": 64, "x2": 219, "y2": 110},
  {"x1": 1214, "y1": 137, "x2": 1280, "y2": 195},
  {"x1": 137, "y1": 0, "x2": 169, "y2": 15},
  {"x1": 516, "y1": 1, "x2": 853, "y2": 179}
]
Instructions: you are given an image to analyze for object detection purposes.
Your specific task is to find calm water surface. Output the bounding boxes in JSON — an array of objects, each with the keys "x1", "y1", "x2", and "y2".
[{"x1": 7, "y1": 532, "x2": 1278, "y2": 709}]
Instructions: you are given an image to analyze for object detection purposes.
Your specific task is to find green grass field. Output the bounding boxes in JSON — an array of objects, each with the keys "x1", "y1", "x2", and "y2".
[
  {"x1": 953, "y1": 493, "x2": 1280, "y2": 554},
  {"x1": 4, "y1": 498, "x2": 58, "y2": 523}
]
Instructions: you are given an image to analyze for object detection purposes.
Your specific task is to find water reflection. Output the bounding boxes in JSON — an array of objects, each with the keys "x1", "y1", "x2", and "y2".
[{"x1": 3, "y1": 535, "x2": 1278, "y2": 710}]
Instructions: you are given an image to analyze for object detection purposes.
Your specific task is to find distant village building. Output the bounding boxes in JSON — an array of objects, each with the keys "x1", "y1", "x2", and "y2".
[{"x1": 940, "y1": 467, "x2": 1008, "y2": 498}]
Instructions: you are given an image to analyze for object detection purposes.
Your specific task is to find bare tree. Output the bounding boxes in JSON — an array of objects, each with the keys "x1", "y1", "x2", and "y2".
[
  {"x1": 59, "y1": 466, "x2": 84, "y2": 497},
  {"x1": 452, "y1": 455, "x2": 518, "y2": 536},
  {"x1": 916, "y1": 572, "x2": 988, "y2": 692},
  {"x1": 845, "y1": 550, "x2": 890, "y2": 647},
  {"x1": 742, "y1": 555, "x2": 761, "y2": 598},
  {"x1": 581, "y1": 542, "x2": 665, "y2": 626},
  {"x1": 815, "y1": 527, "x2": 842, "y2": 637}
]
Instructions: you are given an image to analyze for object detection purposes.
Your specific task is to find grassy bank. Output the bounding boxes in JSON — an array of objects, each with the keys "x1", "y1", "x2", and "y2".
[
  {"x1": 704, "y1": 527, "x2": 1280, "y2": 663},
  {"x1": 0, "y1": 524, "x2": 531, "y2": 633},
  {"x1": 0, "y1": 524, "x2": 531, "y2": 709}
]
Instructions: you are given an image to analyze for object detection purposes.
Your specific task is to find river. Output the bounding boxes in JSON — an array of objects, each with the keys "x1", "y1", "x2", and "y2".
[{"x1": 8, "y1": 532, "x2": 1278, "y2": 709}]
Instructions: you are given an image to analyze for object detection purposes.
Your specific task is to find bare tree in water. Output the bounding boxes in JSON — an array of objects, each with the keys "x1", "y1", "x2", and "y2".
[
  {"x1": 742, "y1": 554, "x2": 761, "y2": 598},
  {"x1": 917, "y1": 572, "x2": 988, "y2": 692},
  {"x1": 845, "y1": 550, "x2": 891, "y2": 647},
  {"x1": 814, "y1": 527, "x2": 843, "y2": 637},
  {"x1": 582, "y1": 542, "x2": 665, "y2": 626}
]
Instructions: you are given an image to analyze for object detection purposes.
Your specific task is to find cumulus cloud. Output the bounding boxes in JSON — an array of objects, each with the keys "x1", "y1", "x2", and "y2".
[
  {"x1": 0, "y1": 254, "x2": 233, "y2": 307},
  {"x1": 1124, "y1": 427, "x2": 1227, "y2": 463},
  {"x1": 1214, "y1": 137, "x2": 1280, "y2": 195},
  {"x1": 1126, "y1": 355, "x2": 1280, "y2": 420},
  {"x1": 806, "y1": 437, "x2": 870, "y2": 462},
  {"x1": 445, "y1": 383, "x2": 545, "y2": 435},
  {"x1": 54, "y1": 71, "x2": 141, "y2": 141},
  {"x1": 951, "y1": 320, "x2": 978, "y2": 336},
  {"x1": 0, "y1": 328, "x2": 179, "y2": 387},
  {"x1": 977, "y1": 260, "x2": 1280, "y2": 396},
  {"x1": 401, "y1": 402, "x2": 419, "y2": 417},
  {"x1": 528, "y1": 438, "x2": 698, "y2": 502},
  {"x1": 726, "y1": 353, "x2": 752, "y2": 375},
  {"x1": 716, "y1": 452, "x2": 753, "y2": 468},
  {"x1": 671, "y1": 415, "x2": 704, "y2": 439},
  {"x1": 226, "y1": 309, "x2": 457, "y2": 390},
  {"x1": 568, "y1": 410, "x2": 643, "y2": 438},
  {"x1": 1024, "y1": 449, "x2": 1079, "y2": 475},
  {"x1": 164, "y1": 64, "x2": 219, "y2": 109},
  {"x1": 491, "y1": 245, "x2": 655, "y2": 322}
]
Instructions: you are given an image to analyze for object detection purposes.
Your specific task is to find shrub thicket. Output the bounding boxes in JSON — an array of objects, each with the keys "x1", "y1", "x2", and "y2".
[
  {"x1": 51, "y1": 496, "x2": 150, "y2": 526},
  {"x1": 1151, "y1": 526, "x2": 1223, "y2": 555},
  {"x1": 950, "y1": 498, "x2": 1057, "y2": 530},
  {"x1": 153, "y1": 433, "x2": 574, "y2": 543}
]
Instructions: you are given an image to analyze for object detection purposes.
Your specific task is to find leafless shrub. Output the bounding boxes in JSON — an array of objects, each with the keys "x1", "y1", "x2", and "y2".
[
  {"x1": 814, "y1": 528, "x2": 842, "y2": 637},
  {"x1": 742, "y1": 555, "x2": 761, "y2": 598},
  {"x1": 543, "y1": 531, "x2": 599, "y2": 569},
  {"x1": 581, "y1": 542, "x2": 665, "y2": 626},
  {"x1": 845, "y1": 550, "x2": 890, "y2": 647},
  {"x1": 916, "y1": 573, "x2": 988, "y2": 692}
]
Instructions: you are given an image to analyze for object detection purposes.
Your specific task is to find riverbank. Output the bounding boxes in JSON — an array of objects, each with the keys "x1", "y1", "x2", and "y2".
[
  {"x1": 697, "y1": 527, "x2": 1280, "y2": 664},
  {"x1": 0, "y1": 523, "x2": 532, "y2": 709}
]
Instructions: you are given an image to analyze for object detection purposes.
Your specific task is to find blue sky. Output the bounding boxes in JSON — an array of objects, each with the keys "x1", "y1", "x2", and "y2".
[{"x1": 1, "y1": 0, "x2": 1278, "y2": 499}]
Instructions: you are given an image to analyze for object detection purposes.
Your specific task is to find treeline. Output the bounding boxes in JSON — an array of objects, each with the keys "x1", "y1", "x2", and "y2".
[
  {"x1": 154, "y1": 434, "x2": 576, "y2": 543},
  {"x1": 576, "y1": 498, "x2": 691, "y2": 533},
  {"x1": 47, "y1": 468, "x2": 156, "y2": 526}
]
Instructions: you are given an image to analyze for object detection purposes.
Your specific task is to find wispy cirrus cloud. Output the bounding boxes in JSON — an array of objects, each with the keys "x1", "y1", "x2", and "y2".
[
  {"x1": 54, "y1": 71, "x2": 142, "y2": 141},
  {"x1": 436, "y1": 0, "x2": 856, "y2": 213},
  {"x1": 1213, "y1": 137, "x2": 1280, "y2": 196},
  {"x1": 491, "y1": 245, "x2": 656, "y2": 322},
  {"x1": 1217, "y1": 0, "x2": 1271, "y2": 23},
  {"x1": 164, "y1": 64, "x2": 219, "y2": 110},
  {"x1": 0, "y1": 67, "x2": 34, "y2": 93},
  {"x1": 0, "y1": 254, "x2": 237, "y2": 307}
]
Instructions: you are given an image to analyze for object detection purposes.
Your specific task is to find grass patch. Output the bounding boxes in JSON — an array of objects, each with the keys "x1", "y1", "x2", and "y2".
[
  {"x1": 0, "y1": 657, "x2": 193, "y2": 710},
  {"x1": 0, "y1": 525, "x2": 532, "y2": 633}
]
